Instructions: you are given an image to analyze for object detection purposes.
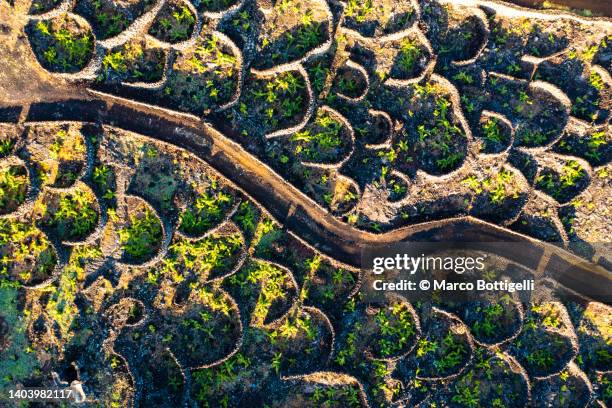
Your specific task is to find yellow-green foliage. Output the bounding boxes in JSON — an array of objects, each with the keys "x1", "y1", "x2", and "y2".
[
  {"x1": 35, "y1": 15, "x2": 93, "y2": 71},
  {"x1": 293, "y1": 110, "x2": 344, "y2": 160},
  {"x1": 397, "y1": 38, "x2": 422, "y2": 73},
  {"x1": 179, "y1": 185, "x2": 233, "y2": 235},
  {"x1": 247, "y1": 261, "x2": 291, "y2": 325},
  {"x1": 462, "y1": 167, "x2": 519, "y2": 204},
  {"x1": 163, "y1": 234, "x2": 242, "y2": 282},
  {"x1": 49, "y1": 129, "x2": 85, "y2": 161},
  {"x1": 119, "y1": 206, "x2": 162, "y2": 261},
  {"x1": 193, "y1": 286, "x2": 233, "y2": 317},
  {"x1": 375, "y1": 302, "x2": 416, "y2": 357},
  {"x1": 45, "y1": 246, "x2": 101, "y2": 340},
  {"x1": 345, "y1": 0, "x2": 374, "y2": 23},
  {"x1": 53, "y1": 189, "x2": 99, "y2": 238},
  {"x1": 0, "y1": 219, "x2": 56, "y2": 285},
  {"x1": 0, "y1": 166, "x2": 27, "y2": 213}
]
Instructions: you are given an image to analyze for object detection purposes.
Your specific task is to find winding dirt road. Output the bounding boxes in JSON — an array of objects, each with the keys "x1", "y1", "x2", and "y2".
[{"x1": 11, "y1": 93, "x2": 609, "y2": 303}]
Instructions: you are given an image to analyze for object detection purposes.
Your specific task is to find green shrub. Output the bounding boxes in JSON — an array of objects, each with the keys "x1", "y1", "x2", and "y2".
[
  {"x1": 179, "y1": 186, "x2": 233, "y2": 236},
  {"x1": 149, "y1": 3, "x2": 195, "y2": 43},
  {"x1": 0, "y1": 166, "x2": 27, "y2": 214},
  {"x1": 33, "y1": 14, "x2": 93, "y2": 72},
  {"x1": 51, "y1": 190, "x2": 98, "y2": 239},
  {"x1": 398, "y1": 39, "x2": 421, "y2": 73},
  {"x1": 119, "y1": 206, "x2": 162, "y2": 261},
  {"x1": 163, "y1": 234, "x2": 242, "y2": 282},
  {"x1": 0, "y1": 219, "x2": 56, "y2": 285},
  {"x1": 292, "y1": 110, "x2": 344, "y2": 161}
]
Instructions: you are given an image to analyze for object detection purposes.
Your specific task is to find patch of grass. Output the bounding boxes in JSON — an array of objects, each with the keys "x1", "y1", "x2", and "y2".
[
  {"x1": 233, "y1": 201, "x2": 257, "y2": 234},
  {"x1": 309, "y1": 384, "x2": 361, "y2": 407},
  {"x1": 477, "y1": 116, "x2": 511, "y2": 152},
  {"x1": 337, "y1": 76, "x2": 358, "y2": 96},
  {"x1": 472, "y1": 303, "x2": 504, "y2": 338},
  {"x1": 231, "y1": 9, "x2": 251, "y2": 32},
  {"x1": 192, "y1": 286, "x2": 234, "y2": 317},
  {"x1": 92, "y1": 164, "x2": 116, "y2": 200},
  {"x1": 270, "y1": 312, "x2": 317, "y2": 343},
  {"x1": 41, "y1": 128, "x2": 87, "y2": 187},
  {"x1": 102, "y1": 51, "x2": 127, "y2": 73},
  {"x1": 46, "y1": 245, "x2": 101, "y2": 340},
  {"x1": 0, "y1": 219, "x2": 57, "y2": 285},
  {"x1": 584, "y1": 130, "x2": 608, "y2": 161},
  {"x1": 100, "y1": 40, "x2": 165, "y2": 83},
  {"x1": 257, "y1": 4, "x2": 327, "y2": 69},
  {"x1": 417, "y1": 338, "x2": 437, "y2": 357},
  {"x1": 462, "y1": 167, "x2": 519, "y2": 205},
  {"x1": 414, "y1": 96, "x2": 466, "y2": 173},
  {"x1": 87, "y1": 0, "x2": 130, "y2": 38},
  {"x1": 252, "y1": 217, "x2": 283, "y2": 256},
  {"x1": 48, "y1": 189, "x2": 98, "y2": 240},
  {"x1": 536, "y1": 160, "x2": 587, "y2": 201},
  {"x1": 453, "y1": 70, "x2": 474, "y2": 85},
  {"x1": 149, "y1": 2, "x2": 195, "y2": 43},
  {"x1": 580, "y1": 44, "x2": 599, "y2": 61},
  {"x1": 50, "y1": 129, "x2": 86, "y2": 161},
  {"x1": 435, "y1": 332, "x2": 468, "y2": 372},
  {"x1": 227, "y1": 259, "x2": 292, "y2": 325},
  {"x1": 515, "y1": 127, "x2": 552, "y2": 147},
  {"x1": 512, "y1": 303, "x2": 573, "y2": 376},
  {"x1": 386, "y1": 176, "x2": 406, "y2": 200},
  {"x1": 248, "y1": 261, "x2": 291, "y2": 325},
  {"x1": 0, "y1": 166, "x2": 27, "y2": 214},
  {"x1": 397, "y1": 38, "x2": 422, "y2": 75},
  {"x1": 371, "y1": 359, "x2": 397, "y2": 399},
  {"x1": 573, "y1": 99, "x2": 599, "y2": 122},
  {"x1": 335, "y1": 322, "x2": 361, "y2": 367},
  {"x1": 452, "y1": 371, "x2": 481, "y2": 408},
  {"x1": 119, "y1": 206, "x2": 162, "y2": 262},
  {"x1": 179, "y1": 182, "x2": 233, "y2": 236},
  {"x1": 292, "y1": 110, "x2": 344, "y2": 161},
  {"x1": 374, "y1": 302, "x2": 416, "y2": 357},
  {"x1": 248, "y1": 71, "x2": 306, "y2": 129},
  {"x1": 165, "y1": 34, "x2": 238, "y2": 113},
  {"x1": 589, "y1": 71, "x2": 605, "y2": 91},
  {"x1": 0, "y1": 139, "x2": 15, "y2": 158},
  {"x1": 191, "y1": 351, "x2": 251, "y2": 403},
  {"x1": 162, "y1": 233, "x2": 242, "y2": 283},
  {"x1": 416, "y1": 330, "x2": 467, "y2": 376},
  {"x1": 0, "y1": 286, "x2": 39, "y2": 392},
  {"x1": 345, "y1": 0, "x2": 374, "y2": 23},
  {"x1": 481, "y1": 118, "x2": 503, "y2": 143},
  {"x1": 312, "y1": 266, "x2": 355, "y2": 304},
  {"x1": 33, "y1": 14, "x2": 93, "y2": 72},
  {"x1": 92, "y1": 164, "x2": 109, "y2": 185},
  {"x1": 525, "y1": 348, "x2": 554, "y2": 370},
  {"x1": 531, "y1": 303, "x2": 562, "y2": 329},
  {"x1": 307, "y1": 61, "x2": 330, "y2": 94},
  {"x1": 285, "y1": 14, "x2": 324, "y2": 54}
]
